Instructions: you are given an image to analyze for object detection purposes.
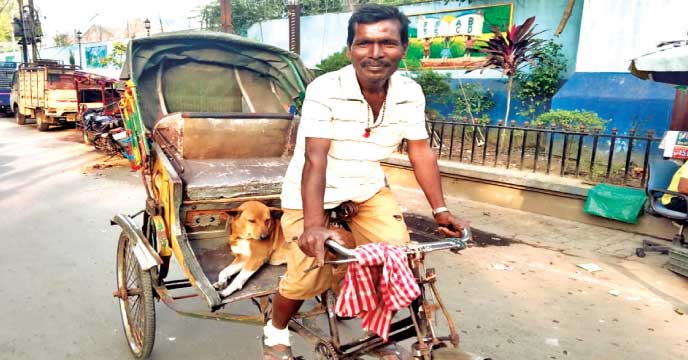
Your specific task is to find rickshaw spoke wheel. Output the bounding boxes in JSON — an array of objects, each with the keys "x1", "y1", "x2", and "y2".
[
  {"x1": 314, "y1": 342, "x2": 339, "y2": 360},
  {"x1": 116, "y1": 231, "x2": 156, "y2": 359}
]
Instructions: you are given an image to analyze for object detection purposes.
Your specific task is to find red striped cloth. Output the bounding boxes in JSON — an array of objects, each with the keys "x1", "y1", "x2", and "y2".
[{"x1": 334, "y1": 243, "x2": 421, "y2": 341}]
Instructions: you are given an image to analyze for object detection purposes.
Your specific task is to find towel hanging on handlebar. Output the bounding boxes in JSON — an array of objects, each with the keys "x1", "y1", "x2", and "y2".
[{"x1": 334, "y1": 243, "x2": 421, "y2": 341}]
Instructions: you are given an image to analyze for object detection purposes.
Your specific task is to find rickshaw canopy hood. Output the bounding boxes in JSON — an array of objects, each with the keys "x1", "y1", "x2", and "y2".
[{"x1": 119, "y1": 31, "x2": 313, "y2": 129}]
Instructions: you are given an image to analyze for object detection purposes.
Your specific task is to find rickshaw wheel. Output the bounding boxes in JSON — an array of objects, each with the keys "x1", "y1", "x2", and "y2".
[
  {"x1": 431, "y1": 347, "x2": 487, "y2": 360},
  {"x1": 82, "y1": 127, "x2": 92, "y2": 145},
  {"x1": 314, "y1": 342, "x2": 339, "y2": 360},
  {"x1": 116, "y1": 231, "x2": 156, "y2": 359}
]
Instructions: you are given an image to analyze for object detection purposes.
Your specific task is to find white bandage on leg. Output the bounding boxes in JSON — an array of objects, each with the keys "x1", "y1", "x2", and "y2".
[{"x1": 263, "y1": 320, "x2": 291, "y2": 347}]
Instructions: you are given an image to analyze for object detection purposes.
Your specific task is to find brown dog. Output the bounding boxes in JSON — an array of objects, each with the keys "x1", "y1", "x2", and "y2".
[{"x1": 213, "y1": 201, "x2": 287, "y2": 297}]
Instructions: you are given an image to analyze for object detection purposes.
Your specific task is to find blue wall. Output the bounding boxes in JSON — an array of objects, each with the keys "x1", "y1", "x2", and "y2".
[
  {"x1": 431, "y1": 73, "x2": 676, "y2": 136},
  {"x1": 551, "y1": 73, "x2": 675, "y2": 135}
]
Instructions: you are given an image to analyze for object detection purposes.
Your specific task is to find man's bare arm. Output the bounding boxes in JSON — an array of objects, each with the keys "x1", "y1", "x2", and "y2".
[
  {"x1": 407, "y1": 139, "x2": 467, "y2": 237},
  {"x1": 299, "y1": 137, "x2": 341, "y2": 265},
  {"x1": 678, "y1": 178, "x2": 688, "y2": 194},
  {"x1": 407, "y1": 139, "x2": 445, "y2": 208},
  {"x1": 302, "y1": 137, "x2": 330, "y2": 228}
]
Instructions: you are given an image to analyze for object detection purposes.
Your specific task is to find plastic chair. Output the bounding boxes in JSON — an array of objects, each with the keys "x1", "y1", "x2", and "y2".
[{"x1": 636, "y1": 160, "x2": 688, "y2": 257}]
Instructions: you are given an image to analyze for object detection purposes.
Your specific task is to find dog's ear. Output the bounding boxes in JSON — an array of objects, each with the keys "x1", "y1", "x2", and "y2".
[
  {"x1": 227, "y1": 208, "x2": 243, "y2": 217},
  {"x1": 268, "y1": 207, "x2": 283, "y2": 219}
]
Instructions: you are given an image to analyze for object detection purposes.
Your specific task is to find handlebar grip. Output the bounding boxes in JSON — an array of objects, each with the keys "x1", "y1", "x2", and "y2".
[{"x1": 324, "y1": 239, "x2": 356, "y2": 259}]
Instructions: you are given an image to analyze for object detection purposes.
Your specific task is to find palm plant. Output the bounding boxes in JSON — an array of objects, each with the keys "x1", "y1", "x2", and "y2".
[{"x1": 473, "y1": 16, "x2": 544, "y2": 123}]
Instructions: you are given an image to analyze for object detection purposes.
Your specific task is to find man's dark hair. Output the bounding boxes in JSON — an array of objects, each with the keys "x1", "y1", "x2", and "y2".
[{"x1": 347, "y1": 4, "x2": 410, "y2": 47}]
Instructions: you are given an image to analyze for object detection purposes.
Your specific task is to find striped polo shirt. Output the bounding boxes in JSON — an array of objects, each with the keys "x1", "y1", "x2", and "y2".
[{"x1": 280, "y1": 65, "x2": 429, "y2": 210}]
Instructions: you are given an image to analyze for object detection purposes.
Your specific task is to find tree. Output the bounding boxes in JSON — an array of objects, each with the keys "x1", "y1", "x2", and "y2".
[
  {"x1": 53, "y1": 33, "x2": 71, "y2": 47},
  {"x1": 200, "y1": 1, "x2": 282, "y2": 35},
  {"x1": 315, "y1": 48, "x2": 350, "y2": 74},
  {"x1": 471, "y1": 16, "x2": 543, "y2": 124},
  {"x1": 515, "y1": 39, "x2": 567, "y2": 120},
  {"x1": 0, "y1": 0, "x2": 16, "y2": 42},
  {"x1": 453, "y1": 82, "x2": 495, "y2": 123},
  {"x1": 198, "y1": 1, "x2": 476, "y2": 37},
  {"x1": 101, "y1": 42, "x2": 127, "y2": 68},
  {"x1": 410, "y1": 70, "x2": 453, "y2": 107},
  {"x1": 198, "y1": 0, "x2": 352, "y2": 36}
]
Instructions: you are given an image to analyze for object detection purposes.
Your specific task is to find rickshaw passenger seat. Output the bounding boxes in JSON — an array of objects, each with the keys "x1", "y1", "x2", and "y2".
[{"x1": 153, "y1": 113, "x2": 297, "y2": 201}]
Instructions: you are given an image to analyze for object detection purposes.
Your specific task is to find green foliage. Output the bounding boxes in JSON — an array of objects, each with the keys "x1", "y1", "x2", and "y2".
[
  {"x1": 411, "y1": 70, "x2": 453, "y2": 106},
  {"x1": 453, "y1": 82, "x2": 496, "y2": 120},
  {"x1": 515, "y1": 40, "x2": 567, "y2": 119},
  {"x1": 101, "y1": 42, "x2": 127, "y2": 68},
  {"x1": 406, "y1": 40, "x2": 424, "y2": 62},
  {"x1": 473, "y1": 16, "x2": 543, "y2": 124},
  {"x1": 449, "y1": 41, "x2": 465, "y2": 57},
  {"x1": 53, "y1": 33, "x2": 71, "y2": 47},
  {"x1": 315, "y1": 48, "x2": 350, "y2": 74},
  {"x1": 0, "y1": 1, "x2": 17, "y2": 43},
  {"x1": 532, "y1": 110, "x2": 607, "y2": 131},
  {"x1": 198, "y1": 0, "x2": 346, "y2": 36},
  {"x1": 407, "y1": 70, "x2": 496, "y2": 124},
  {"x1": 197, "y1": 1, "x2": 471, "y2": 37},
  {"x1": 199, "y1": 1, "x2": 282, "y2": 35},
  {"x1": 0, "y1": 13, "x2": 12, "y2": 42}
]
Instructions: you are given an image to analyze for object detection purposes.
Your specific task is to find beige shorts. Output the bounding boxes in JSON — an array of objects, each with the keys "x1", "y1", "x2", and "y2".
[{"x1": 278, "y1": 187, "x2": 410, "y2": 300}]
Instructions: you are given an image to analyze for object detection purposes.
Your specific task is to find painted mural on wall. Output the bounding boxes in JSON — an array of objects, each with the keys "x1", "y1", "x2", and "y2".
[
  {"x1": 85, "y1": 45, "x2": 107, "y2": 69},
  {"x1": 403, "y1": 3, "x2": 513, "y2": 70}
]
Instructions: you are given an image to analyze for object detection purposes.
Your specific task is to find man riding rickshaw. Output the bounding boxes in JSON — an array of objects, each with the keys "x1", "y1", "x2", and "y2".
[
  {"x1": 262, "y1": 4, "x2": 467, "y2": 359},
  {"x1": 112, "y1": 4, "x2": 478, "y2": 360}
]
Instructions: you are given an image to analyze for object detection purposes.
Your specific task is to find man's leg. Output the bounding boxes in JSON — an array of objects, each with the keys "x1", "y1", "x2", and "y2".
[
  {"x1": 263, "y1": 209, "x2": 332, "y2": 359},
  {"x1": 347, "y1": 188, "x2": 411, "y2": 360},
  {"x1": 263, "y1": 294, "x2": 302, "y2": 359},
  {"x1": 270, "y1": 295, "x2": 303, "y2": 329},
  {"x1": 348, "y1": 187, "x2": 410, "y2": 246}
]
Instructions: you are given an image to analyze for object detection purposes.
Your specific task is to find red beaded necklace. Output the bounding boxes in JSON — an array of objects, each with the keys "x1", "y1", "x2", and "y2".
[{"x1": 363, "y1": 99, "x2": 387, "y2": 138}]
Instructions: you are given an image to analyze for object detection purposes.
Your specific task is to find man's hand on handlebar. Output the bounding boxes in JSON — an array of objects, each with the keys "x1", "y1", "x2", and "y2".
[
  {"x1": 298, "y1": 227, "x2": 343, "y2": 267},
  {"x1": 434, "y1": 211, "x2": 469, "y2": 238}
]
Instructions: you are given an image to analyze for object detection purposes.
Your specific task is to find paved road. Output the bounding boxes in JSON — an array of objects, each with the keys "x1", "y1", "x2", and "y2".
[
  {"x1": 0, "y1": 118, "x2": 269, "y2": 360},
  {"x1": 1, "y1": 116, "x2": 687, "y2": 360}
]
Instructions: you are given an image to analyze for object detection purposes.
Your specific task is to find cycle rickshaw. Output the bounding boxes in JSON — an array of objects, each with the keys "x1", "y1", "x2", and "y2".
[{"x1": 111, "y1": 31, "x2": 479, "y2": 360}]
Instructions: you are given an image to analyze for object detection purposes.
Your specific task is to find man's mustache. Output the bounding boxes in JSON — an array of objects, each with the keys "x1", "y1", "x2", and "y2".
[{"x1": 361, "y1": 59, "x2": 392, "y2": 67}]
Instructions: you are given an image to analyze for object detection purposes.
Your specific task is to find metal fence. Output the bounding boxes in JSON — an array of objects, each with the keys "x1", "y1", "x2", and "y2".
[{"x1": 402, "y1": 119, "x2": 662, "y2": 188}]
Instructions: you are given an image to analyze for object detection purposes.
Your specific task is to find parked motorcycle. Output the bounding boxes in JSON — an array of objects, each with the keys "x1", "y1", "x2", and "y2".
[{"x1": 81, "y1": 108, "x2": 129, "y2": 156}]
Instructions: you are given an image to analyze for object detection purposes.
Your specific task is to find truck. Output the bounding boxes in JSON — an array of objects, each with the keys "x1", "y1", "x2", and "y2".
[
  {"x1": 11, "y1": 60, "x2": 79, "y2": 131},
  {"x1": 0, "y1": 62, "x2": 18, "y2": 115}
]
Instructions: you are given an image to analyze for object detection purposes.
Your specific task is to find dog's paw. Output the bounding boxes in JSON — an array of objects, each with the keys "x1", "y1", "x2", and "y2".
[
  {"x1": 213, "y1": 281, "x2": 227, "y2": 290},
  {"x1": 219, "y1": 286, "x2": 239, "y2": 298}
]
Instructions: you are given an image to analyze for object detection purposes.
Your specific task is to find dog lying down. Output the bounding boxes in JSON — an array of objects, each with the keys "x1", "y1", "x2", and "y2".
[{"x1": 213, "y1": 201, "x2": 287, "y2": 298}]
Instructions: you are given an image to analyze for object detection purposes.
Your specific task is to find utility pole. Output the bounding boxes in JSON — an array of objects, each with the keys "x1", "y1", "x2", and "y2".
[
  {"x1": 287, "y1": 0, "x2": 301, "y2": 54},
  {"x1": 27, "y1": 0, "x2": 38, "y2": 61},
  {"x1": 16, "y1": 0, "x2": 29, "y2": 63},
  {"x1": 14, "y1": 0, "x2": 42, "y2": 63},
  {"x1": 220, "y1": 0, "x2": 233, "y2": 33}
]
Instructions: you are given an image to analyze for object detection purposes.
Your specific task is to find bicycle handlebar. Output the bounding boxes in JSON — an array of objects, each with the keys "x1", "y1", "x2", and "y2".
[{"x1": 324, "y1": 227, "x2": 472, "y2": 263}]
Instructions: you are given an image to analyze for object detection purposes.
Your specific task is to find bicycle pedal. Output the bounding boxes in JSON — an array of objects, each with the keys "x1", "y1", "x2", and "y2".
[{"x1": 336, "y1": 315, "x2": 356, "y2": 321}]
